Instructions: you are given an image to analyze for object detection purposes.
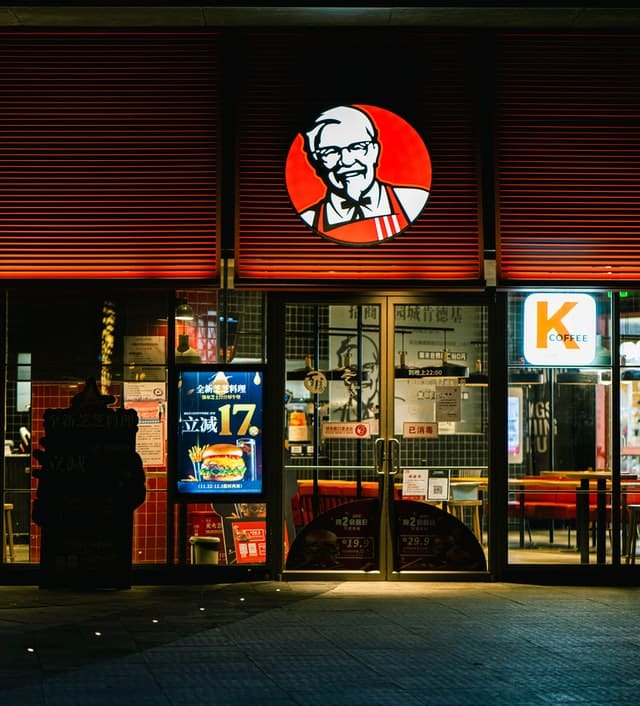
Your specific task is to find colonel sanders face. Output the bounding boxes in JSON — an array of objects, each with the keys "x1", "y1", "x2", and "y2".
[
  {"x1": 308, "y1": 106, "x2": 381, "y2": 202},
  {"x1": 291, "y1": 104, "x2": 432, "y2": 245}
]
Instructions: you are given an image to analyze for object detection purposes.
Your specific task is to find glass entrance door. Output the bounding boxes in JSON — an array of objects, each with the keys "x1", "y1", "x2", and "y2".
[{"x1": 283, "y1": 297, "x2": 489, "y2": 578}]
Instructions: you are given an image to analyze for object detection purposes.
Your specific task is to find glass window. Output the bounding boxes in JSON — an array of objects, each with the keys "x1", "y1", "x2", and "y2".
[
  {"x1": 3, "y1": 290, "x2": 169, "y2": 566},
  {"x1": 173, "y1": 289, "x2": 267, "y2": 567},
  {"x1": 507, "y1": 291, "x2": 613, "y2": 566},
  {"x1": 3, "y1": 288, "x2": 267, "y2": 570},
  {"x1": 174, "y1": 290, "x2": 265, "y2": 365},
  {"x1": 619, "y1": 293, "x2": 640, "y2": 565}
]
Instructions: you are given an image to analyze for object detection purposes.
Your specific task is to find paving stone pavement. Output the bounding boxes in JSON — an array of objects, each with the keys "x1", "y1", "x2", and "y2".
[{"x1": 1, "y1": 580, "x2": 640, "y2": 705}]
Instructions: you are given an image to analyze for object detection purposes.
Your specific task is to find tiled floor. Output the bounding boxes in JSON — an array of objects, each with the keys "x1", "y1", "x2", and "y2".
[{"x1": 1, "y1": 579, "x2": 640, "y2": 705}]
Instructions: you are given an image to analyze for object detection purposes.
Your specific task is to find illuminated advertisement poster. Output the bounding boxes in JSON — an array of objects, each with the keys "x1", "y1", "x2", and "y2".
[
  {"x1": 177, "y1": 369, "x2": 263, "y2": 496},
  {"x1": 231, "y1": 520, "x2": 267, "y2": 564},
  {"x1": 523, "y1": 293, "x2": 596, "y2": 365},
  {"x1": 508, "y1": 387, "x2": 523, "y2": 464}
]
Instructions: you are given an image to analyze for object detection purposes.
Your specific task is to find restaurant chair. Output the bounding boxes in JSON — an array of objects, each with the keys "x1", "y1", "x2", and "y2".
[
  {"x1": 448, "y1": 483, "x2": 483, "y2": 543},
  {"x1": 625, "y1": 504, "x2": 640, "y2": 564}
]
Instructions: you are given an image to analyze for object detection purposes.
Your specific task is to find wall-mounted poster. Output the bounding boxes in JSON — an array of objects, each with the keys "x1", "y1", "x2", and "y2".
[
  {"x1": 508, "y1": 386, "x2": 523, "y2": 464},
  {"x1": 123, "y1": 335, "x2": 166, "y2": 382},
  {"x1": 177, "y1": 369, "x2": 264, "y2": 496},
  {"x1": 124, "y1": 382, "x2": 166, "y2": 467}
]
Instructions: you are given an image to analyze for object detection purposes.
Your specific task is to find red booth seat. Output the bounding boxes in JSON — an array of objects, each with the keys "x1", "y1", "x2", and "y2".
[
  {"x1": 508, "y1": 477, "x2": 577, "y2": 523},
  {"x1": 292, "y1": 479, "x2": 386, "y2": 528}
]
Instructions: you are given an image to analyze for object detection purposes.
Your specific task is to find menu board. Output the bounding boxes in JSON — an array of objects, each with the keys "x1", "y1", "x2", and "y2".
[{"x1": 177, "y1": 369, "x2": 264, "y2": 496}]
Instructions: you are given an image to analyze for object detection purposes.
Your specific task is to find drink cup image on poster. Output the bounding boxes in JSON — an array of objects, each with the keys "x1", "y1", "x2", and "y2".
[{"x1": 177, "y1": 370, "x2": 263, "y2": 496}]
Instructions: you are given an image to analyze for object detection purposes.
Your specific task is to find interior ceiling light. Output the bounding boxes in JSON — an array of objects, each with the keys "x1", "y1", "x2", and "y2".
[
  {"x1": 175, "y1": 299, "x2": 194, "y2": 321},
  {"x1": 508, "y1": 370, "x2": 544, "y2": 385},
  {"x1": 466, "y1": 371, "x2": 489, "y2": 387},
  {"x1": 439, "y1": 357, "x2": 470, "y2": 379},
  {"x1": 599, "y1": 371, "x2": 612, "y2": 384},
  {"x1": 557, "y1": 370, "x2": 599, "y2": 385},
  {"x1": 395, "y1": 325, "x2": 469, "y2": 379}
]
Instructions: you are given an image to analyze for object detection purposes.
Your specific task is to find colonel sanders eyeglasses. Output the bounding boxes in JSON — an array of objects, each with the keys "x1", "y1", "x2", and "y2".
[{"x1": 314, "y1": 140, "x2": 374, "y2": 167}]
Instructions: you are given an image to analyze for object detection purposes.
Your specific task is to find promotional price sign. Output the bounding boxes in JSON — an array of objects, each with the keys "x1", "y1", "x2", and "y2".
[
  {"x1": 285, "y1": 499, "x2": 380, "y2": 571},
  {"x1": 177, "y1": 369, "x2": 264, "y2": 496}
]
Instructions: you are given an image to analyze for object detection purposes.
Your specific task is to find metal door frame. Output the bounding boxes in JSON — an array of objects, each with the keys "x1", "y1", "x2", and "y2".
[{"x1": 272, "y1": 292, "x2": 493, "y2": 581}]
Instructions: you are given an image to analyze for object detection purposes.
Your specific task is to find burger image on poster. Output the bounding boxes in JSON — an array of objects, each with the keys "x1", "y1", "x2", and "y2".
[
  {"x1": 199, "y1": 443, "x2": 247, "y2": 482},
  {"x1": 302, "y1": 528, "x2": 339, "y2": 568}
]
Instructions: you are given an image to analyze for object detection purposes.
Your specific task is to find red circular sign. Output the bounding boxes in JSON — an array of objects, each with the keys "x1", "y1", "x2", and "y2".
[
  {"x1": 354, "y1": 423, "x2": 368, "y2": 437},
  {"x1": 286, "y1": 104, "x2": 432, "y2": 246}
]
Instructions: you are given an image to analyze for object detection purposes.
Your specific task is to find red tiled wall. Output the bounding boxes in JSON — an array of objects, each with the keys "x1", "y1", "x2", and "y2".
[
  {"x1": 133, "y1": 473, "x2": 167, "y2": 564},
  {"x1": 30, "y1": 381, "x2": 168, "y2": 565}
]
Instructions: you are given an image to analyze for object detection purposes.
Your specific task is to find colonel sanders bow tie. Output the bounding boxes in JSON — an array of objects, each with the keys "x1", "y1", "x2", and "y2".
[{"x1": 341, "y1": 195, "x2": 372, "y2": 220}]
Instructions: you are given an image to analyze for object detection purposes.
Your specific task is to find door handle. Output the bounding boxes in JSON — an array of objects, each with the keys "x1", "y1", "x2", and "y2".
[
  {"x1": 375, "y1": 437, "x2": 400, "y2": 475},
  {"x1": 388, "y1": 438, "x2": 400, "y2": 476},
  {"x1": 374, "y1": 437, "x2": 386, "y2": 475}
]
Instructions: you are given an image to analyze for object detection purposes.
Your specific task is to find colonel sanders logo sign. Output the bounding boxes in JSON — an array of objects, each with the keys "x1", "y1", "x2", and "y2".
[{"x1": 285, "y1": 104, "x2": 432, "y2": 246}]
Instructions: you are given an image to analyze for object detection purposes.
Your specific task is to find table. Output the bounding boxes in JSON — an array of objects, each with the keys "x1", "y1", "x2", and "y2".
[
  {"x1": 540, "y1": 471, "x2": 611, "y2": 563},
  {"x1": 508, "y1": 477, "x2": 584, "y2": 552},
  {"x1": 520, "y1": 471, "x2": 640, "y2": 564}
]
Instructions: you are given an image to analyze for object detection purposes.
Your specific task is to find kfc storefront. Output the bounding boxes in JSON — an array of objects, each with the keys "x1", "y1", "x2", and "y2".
[{"x1": 2, "y1": 28, "x2": 640, "y2": 585}]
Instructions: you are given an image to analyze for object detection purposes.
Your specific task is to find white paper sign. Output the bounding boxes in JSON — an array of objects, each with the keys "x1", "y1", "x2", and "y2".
[
  {"x1": 402, "y1": 468, "x2": 429, "y2": 498},
  {"x1": 436, "y1": 385, "x2": 461, "y2": 421},
  {"x1": 124, "y1": 336, "x2": 166, "y2": 365},
  {"x1": 124, "y1": 383, "x2": 166, "y2": 467},
  {"x1": 427, "y1": 469, "x2": 450, "y2": 501}
]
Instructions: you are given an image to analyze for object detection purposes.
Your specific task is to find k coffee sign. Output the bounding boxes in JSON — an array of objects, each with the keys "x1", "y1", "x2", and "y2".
[
  {"x1": 524, "y1": 293, "x2": 597, "y2": 365},
  {"x1": 285, "y1": 104, "x2": 431, "y2": 246}
]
